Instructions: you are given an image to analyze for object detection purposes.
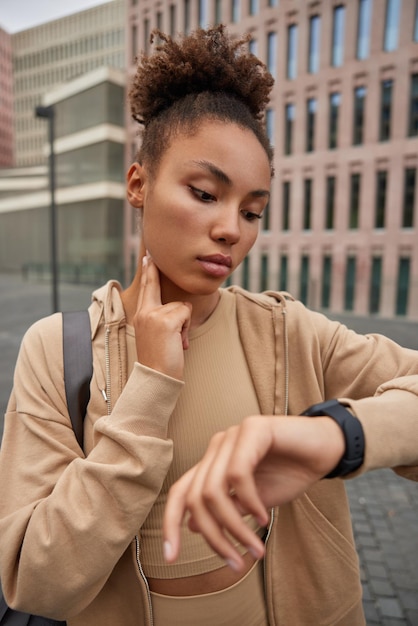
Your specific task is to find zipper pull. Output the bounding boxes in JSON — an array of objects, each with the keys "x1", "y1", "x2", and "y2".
[{"x1": 101, "y1": 389, "x2": 108, "y2": 402}]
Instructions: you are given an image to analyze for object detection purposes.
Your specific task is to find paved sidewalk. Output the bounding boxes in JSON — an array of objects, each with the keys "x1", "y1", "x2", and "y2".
[{"x1": 0, "y1": 272, "x2": 417, "y2": 624}]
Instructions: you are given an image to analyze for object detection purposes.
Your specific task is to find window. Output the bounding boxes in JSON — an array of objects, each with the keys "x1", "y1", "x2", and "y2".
[
  {"x1": 357, "y1": 0, "x2": 372, "y2": 60},
  {"x1": 262, "y1": 200, "x2": 270, "y2": 231},
  {"x1": 242, "y1": 255, "x2": 250, "y2": 290},
  {"x1": 353, "y1": 86, "x2": 366, "y2": 145},
  {"x1": 349, "y1": 173, "x2": 361, "y2": 228},
  {"x1": 403, "y1": 168, "x2": 416, "y2": 228},
  {"x1": 379, "y1": 79, "x2": 393, "y2": 141},
  {"x1": 267, "y1": 31, "x2": 277, "y2": 77},
  {"x1": 279, "y1": 255, "x2": 288, "y2": 291},
  {"x1": 408, "y1": 74, "x2": 418, "y2": 137},
  {"x1": 308, "y1": 15, "x2": 320, "y2": 73},
  {"x1": 199, "y1": 0, "x2": 208, "y2": 27},
  {"x1": 282, "y1": 181, "x2": 291, "y2": 230},
  {"x1": 329, "y1": 92, "x2": 340, "y2": 149},
  {"x1": 249, "y1": 38, "x2": 258, "y2": 56},
  {"x1": 414, "y1": 1, "x2": 418, "y2": 41},
  {"x1": 260, "y1": 254, "x2": 269, "y2": 291},
  {"x1": 325, "y1": 175, "x2": 336, "y2": 229},
  {"x1": 143, "y1": 19, "x2": 150, "y2": 54},
  {"x1": 184, "y1": 0, "x2": 191, "y2": 33},
  {"x1": 303, "y1": 179, "x2": 312, "y2": 230},
  {"x1": 269, "y1": 0, "x2": 278, "y2": 6},
  {"x1": 287, "y1": 24, "x2": 298, "y2": 80},
  {"x1": 344, "y1": 256, "x2": 356, "y2": 311},
  {"x1": 384, "y1": 0, "x2": 401, "y2": 51},
  {"x1": 321, "y1": 256, "x2": 332, "y2": 309},
  {"x1": 266, "y1": 108, "x2": 275, "y2": 145},
  {"x1": 396, "y1": 257, "x2": 410, "y2": 315},
  {"x1": 284, "y1": 103, "x2": 295, "y2": 155},
  {"x1": 375, "y1": 170, "x2": 387, "y2": 228},
  {"x1": 231, "y1": 0, "x2": 240, "y2": 23},
  {"x1": 214, "y1": 0, "x2": 222, "y2": 24},
  {"x1": 369, "y1": 256, "x2": 382, "y2": 314},
  {"x1": 306, "y1": 98, "x2": 316, "y2": 152},
  {"x1": 249, "y1": 0, "x2": 259, "y2": 15},
  {"x1": 131, "y1": 23, "x2": 137, "y2": 61},
  {"x1": 169, "y1": 4, "x2": 176, "y2": 37},
  {"x1": 300, "y1": 256, "x2": 310, "y2": 305},
  {"x1": 331, "y1": 5, "x2": 345, "y2": 67}
]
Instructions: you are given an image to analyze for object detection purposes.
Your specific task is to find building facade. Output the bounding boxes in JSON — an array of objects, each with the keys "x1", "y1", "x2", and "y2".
[
  {"x1": 12, "y1": 0, "x2": 125, "y2": 167},
  {"x1": 0, "y1": 26, "x2": 14, "y2": 167},
  {"x1": 125, "y1": 0, "x2": 418, "y2": 319},
  {"x1": 0, "y1": 67, "x2": 126, "y2": 282}
]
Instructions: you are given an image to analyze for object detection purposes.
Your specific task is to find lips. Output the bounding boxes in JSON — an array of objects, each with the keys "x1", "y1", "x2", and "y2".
[{"x1": 197, "y1": 254, "x2": 232, "y2": 278}]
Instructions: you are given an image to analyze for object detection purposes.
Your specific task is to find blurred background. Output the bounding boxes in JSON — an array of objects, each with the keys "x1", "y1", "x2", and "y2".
[{"x1": 0, "y1": 1, "x2": 418, "y2": 624}]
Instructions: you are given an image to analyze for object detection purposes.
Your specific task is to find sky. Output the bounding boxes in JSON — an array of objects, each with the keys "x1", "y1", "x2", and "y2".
[{"x1": 0, "y1": 0, "x2": 111, "y2": 33}]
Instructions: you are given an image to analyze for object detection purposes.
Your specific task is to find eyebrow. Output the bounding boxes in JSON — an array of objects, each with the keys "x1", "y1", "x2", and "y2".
[{"x1": 191, "y1": 159, "x2": 270, "y2": 199}]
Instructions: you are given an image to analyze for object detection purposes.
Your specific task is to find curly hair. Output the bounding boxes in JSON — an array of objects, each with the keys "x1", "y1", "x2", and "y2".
[{"x1": 129, "y1": 25, "x2": 274, "y2": 175}]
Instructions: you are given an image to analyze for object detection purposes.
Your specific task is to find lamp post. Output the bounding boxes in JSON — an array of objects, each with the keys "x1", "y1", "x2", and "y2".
[{"x1": 35, "y1": 104, "x2": 59, "y2": 313}]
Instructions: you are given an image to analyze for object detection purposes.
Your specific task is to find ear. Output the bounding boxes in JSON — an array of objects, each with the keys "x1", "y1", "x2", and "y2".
[{"x1": 126, "y1": 162, "x2": 147, "y2": 208}]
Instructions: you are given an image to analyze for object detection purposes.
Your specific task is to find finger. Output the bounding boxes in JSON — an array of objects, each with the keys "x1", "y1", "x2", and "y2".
[
  {"x1": 163, "y1": 466, "x2": 197, "y2": 563},
  {"x1": 139, "y1": 255, "x2": 163, "y2": 311},
  {"x1": 181, "y1": 302, "x2": 192, "y2": 350},
  {"x1": 182, "y1": 431, "x2": 264, "y2": 567}
]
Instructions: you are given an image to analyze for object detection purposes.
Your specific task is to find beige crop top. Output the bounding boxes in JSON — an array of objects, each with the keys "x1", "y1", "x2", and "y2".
[{"x1": 125, "y1": 289, "x2": 262, "y2": 579}]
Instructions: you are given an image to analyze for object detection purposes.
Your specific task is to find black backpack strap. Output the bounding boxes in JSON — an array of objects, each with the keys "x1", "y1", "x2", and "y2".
[{"x1": 62, "y1": 311, "x2": 93, "y2": 450}]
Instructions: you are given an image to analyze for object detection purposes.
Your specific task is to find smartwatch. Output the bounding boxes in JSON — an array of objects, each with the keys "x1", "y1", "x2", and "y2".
[{"x1": 301, "y1": 399, "x2": 365, "y2": 478}]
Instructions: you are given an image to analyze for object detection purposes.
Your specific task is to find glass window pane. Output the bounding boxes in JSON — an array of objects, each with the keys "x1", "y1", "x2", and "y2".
[
  {"x1": 384, "y1": 0, "x2": 401, "y2": 52},
  {"x1": 308, "y1": 15, "x2": 320, "y2": 73},
  {"x1": 332, "y1": 5, "x2": 345, "y2": 67},
  {"x1": 357, "y1": 0, "x2": 373, "y2": 60},
  {"x1": 287, "y1": 24, "x2": 298, "y2": 79}
]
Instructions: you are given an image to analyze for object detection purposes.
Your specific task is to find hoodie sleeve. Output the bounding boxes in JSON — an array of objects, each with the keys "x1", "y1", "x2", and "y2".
[{"x1": 0, "y1": 313, "x2": 183, "y2": 619}]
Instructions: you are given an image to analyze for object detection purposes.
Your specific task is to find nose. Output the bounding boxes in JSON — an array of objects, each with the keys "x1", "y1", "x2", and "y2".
[{"x1": 210, "y1": 206, "x2": 241, "y2": 245}]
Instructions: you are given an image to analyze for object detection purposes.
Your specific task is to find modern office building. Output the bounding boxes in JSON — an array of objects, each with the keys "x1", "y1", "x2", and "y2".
[
  {"x1": 0, "y1": 67, "x2": 126, "y2": 282},
  {"x1": 11, "y1": 0, "x2": 125, "y2": 167},
  {"x1": 0, "y1": 26, "x2": 14, "y2": 167},
  {"x1": 125, "y1": 0, "x2": 418, "y2": 319}
]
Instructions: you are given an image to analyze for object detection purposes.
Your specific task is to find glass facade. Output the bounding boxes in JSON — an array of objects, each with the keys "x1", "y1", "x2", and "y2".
[
  {"x1": 55, "y1": 83, "x2": 124, "y2": 139},
  {"x1": 56, "y1": 142, "x2": 125, "y2": 188}
]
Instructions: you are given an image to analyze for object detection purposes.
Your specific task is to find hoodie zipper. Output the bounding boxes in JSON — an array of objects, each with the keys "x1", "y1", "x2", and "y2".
[
  {"x1": 103, "y1": 326, "x2": 111, "y2": 415},
  {"x1": 135, "y1": 535, "x2": 154, "y2": 626}
]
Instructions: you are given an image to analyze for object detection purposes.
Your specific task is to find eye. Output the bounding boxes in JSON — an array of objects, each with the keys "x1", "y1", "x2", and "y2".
[
  {"x1": 242, "y1": 210, "x2": 263, "y2": 222},
  {"x1": 189, "y1": 186, "x2": 216, "y2": 203}
]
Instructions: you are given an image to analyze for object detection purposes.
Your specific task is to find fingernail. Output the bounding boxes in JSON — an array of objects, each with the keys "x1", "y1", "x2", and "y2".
[
  {"x1": 226, "y1": 558, "x2": 241, "y2": 572},
  {"x1": 248, "y1": 545, "x2": 263, "y2": 560},
  {"x1": 142, "y1": 255, "x2": 148, "y2": 268},
  {"x1": 163, "y1": 540, "x2": 173, "y2": 562}
]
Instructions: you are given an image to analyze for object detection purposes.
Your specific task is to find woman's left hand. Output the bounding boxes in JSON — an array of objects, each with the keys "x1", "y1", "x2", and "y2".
[{"x1": 163, "y1": 415, "x2": 345, "y2": 571}]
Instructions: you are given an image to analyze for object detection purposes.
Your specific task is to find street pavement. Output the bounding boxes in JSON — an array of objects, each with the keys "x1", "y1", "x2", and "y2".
[{"x1": 0, "y1": 272, "x2": 417, "y2": 625}]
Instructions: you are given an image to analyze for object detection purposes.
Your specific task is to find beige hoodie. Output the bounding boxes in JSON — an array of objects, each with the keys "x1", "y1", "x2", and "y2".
[{"x1": 0, "y1": 281, "x2": 417, "y2": 626}]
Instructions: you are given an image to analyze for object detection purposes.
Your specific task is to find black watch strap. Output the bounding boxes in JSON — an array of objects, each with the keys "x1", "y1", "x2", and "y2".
[{"x1": 301, "y1": 399, "x2": 365, "y2": 478}]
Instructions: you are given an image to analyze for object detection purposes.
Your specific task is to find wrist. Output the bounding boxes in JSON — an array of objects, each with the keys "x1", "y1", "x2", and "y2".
[{"x1": 301, "y1": 399, "x2": 365, "y2": 478}]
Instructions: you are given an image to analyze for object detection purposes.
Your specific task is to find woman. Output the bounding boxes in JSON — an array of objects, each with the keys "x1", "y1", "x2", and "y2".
[{"x1": 0, "y1": 25, "x2": 417, "y2": 626}]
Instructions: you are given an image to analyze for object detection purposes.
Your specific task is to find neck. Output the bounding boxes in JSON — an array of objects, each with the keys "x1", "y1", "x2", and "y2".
[{"x1": 121, "y1": 269, "x2": 221, "y2": 330}]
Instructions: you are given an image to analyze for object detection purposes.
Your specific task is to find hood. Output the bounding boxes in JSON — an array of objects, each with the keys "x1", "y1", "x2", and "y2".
[{"x1": 89, "y1": 280, "x2": 126, "y2": 340}]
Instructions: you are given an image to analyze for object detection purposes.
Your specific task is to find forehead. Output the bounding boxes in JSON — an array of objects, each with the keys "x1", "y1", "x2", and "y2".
[{"x1": 157, "y1": 120, "x2": 271, "y2": 185}]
